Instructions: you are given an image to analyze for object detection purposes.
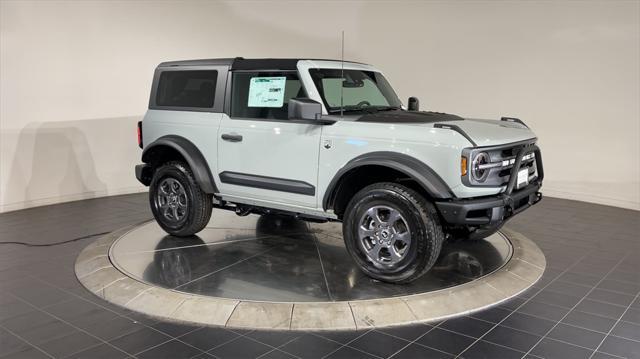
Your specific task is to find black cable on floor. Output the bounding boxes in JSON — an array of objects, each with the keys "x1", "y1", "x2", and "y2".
[{"x1": 0, "y1": 231, "x2": 112, "y2": 247}]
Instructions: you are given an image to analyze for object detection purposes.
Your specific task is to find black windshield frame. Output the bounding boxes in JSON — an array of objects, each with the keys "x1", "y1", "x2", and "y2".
[{"x1": 309, "y1": 69, "x2": 402, "y2": 114}]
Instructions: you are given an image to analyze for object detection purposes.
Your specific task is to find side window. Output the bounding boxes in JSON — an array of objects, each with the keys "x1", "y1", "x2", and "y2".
[
  {"x1": 230, "y1": 72, "x2": 303, "y2": 120},
  {"x1": 156, "y1": 70, "x2": 217, "y2": 108}
]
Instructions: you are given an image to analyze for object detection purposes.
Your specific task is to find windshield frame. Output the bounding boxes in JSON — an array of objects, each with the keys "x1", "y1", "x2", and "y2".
[{"x1": 308, "y1": 68, "x2": 402, "y2": 114}]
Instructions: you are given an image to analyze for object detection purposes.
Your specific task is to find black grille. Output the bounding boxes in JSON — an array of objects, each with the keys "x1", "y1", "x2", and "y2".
[{"x1": 462, "y1": 139, "x2": 539, "y2": 188}]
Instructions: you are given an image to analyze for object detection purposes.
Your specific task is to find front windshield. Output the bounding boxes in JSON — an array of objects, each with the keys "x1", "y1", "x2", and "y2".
[{"x1": 309, "y1": 69, "x2": 402, "y2": 113}]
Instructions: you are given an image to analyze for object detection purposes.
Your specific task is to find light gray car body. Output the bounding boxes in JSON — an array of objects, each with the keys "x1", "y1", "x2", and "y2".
[{"x1": 137, "y1": 58, "x2": 543, "y2": 239}]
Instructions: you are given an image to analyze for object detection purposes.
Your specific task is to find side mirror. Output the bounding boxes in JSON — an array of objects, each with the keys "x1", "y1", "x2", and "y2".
[
  {"x1": 288, "y1": 98, "x2": 322, "y2": 121},
  {"x1": 408, "y1": 97, "x2": 420, "y2": 111}
]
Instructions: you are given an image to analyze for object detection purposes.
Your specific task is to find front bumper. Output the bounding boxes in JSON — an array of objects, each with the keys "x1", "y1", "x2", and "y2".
[
  {"x1": 436, "y1": 182, "x2": 542, "y2": 226},
  {"x1": 436, "y1": 144, "x2": 544, "y2": 227}
]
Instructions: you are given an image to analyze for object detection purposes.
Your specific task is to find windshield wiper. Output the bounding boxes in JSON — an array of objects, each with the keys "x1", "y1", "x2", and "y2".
[
  {"x1": 329, "y1": 106, "x2": 400, "y2": 114},
  {"x1": 373, "y1": 106, "x2": 401, "y2": 112},
  {"x1": 329, "y1": 108, "x2": 370, "y2": 114}
]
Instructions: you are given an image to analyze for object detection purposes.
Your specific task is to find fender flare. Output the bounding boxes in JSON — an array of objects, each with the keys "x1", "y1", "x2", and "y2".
[
  {"x1": 322, "y1": 151, "x2": 455, "y2": 210},
  {"x1": 142, "y1": 135, "x2": 218, "y2": 194}
]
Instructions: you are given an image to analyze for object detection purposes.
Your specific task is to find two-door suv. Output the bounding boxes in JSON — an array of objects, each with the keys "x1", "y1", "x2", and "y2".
[{"x1": 135, "y1": 58, "x2": 543, "y2": 283}]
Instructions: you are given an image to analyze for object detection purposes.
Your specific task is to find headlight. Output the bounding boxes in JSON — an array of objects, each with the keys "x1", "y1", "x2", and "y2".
[{"x1": 472, "y1": 152, "x2": 490, "y2": 182}]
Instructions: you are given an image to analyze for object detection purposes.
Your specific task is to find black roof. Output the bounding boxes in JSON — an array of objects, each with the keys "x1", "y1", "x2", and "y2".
[
  {"x1": 157, "y1": 58, "x2": 366, "y2": 70},
  {"x1": 158, "y1": 58, "x2": 235, "y2": 67}
]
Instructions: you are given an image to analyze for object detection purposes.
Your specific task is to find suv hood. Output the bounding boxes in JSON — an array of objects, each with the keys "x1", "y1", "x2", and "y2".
[
  {"x1": 448, "y1": 118, "x2": 536, "y2": 147},
  {"x1": 355, "y1": 110, "x2": 535, "y2": 147}
]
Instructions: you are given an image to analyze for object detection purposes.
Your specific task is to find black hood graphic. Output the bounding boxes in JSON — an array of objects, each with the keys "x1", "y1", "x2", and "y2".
[{"x1": 356, "y1": 110, "x2": 463, "y2": 124}]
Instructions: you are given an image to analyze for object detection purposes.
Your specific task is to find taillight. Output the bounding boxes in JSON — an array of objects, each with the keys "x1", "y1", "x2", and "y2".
[{"x1": 137, "y1": 121, "x2": 143, "y2": 149}]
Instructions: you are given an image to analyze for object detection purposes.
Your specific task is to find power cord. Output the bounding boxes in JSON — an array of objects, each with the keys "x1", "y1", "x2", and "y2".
[{"x1": 0, "y1": 231, "x2": 112, "y2": 247}]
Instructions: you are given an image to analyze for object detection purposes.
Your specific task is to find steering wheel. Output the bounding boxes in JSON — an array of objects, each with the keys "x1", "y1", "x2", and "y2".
[{"x1": 356, "y1": 100, "x2": 371, "y2": 108}]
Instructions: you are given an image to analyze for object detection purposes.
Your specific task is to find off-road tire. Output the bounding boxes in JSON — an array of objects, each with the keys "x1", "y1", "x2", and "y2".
[
  {"x1": 149, "y1": 161, "x2": 212, "y2": 236},
  {"x1": 342, "y1": 182, "x2": 444, "y2": 283}
]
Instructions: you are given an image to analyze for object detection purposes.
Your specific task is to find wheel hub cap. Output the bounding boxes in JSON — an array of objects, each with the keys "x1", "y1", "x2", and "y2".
[
  {"x1": 358, "y1": 205, "x2": 411, "y2": 268},
  {"x1": 156, "y1": 178, "x2": 188, "y2": 223}
]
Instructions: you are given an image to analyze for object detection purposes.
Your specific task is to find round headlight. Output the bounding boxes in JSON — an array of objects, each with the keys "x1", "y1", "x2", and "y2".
[{"x1": 472, "y1": 152, "x2": 490, "y2": 182}]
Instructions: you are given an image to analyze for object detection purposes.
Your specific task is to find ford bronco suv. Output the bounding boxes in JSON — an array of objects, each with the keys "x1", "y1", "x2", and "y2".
[{"x1": 135, "y1": 58, "x2": 543, "y2": 283}]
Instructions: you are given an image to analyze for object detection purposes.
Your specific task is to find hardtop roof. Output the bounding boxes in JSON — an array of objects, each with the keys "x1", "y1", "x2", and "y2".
[{"x1": 157, "y1": 58, "x2": 368, "y2": 70}]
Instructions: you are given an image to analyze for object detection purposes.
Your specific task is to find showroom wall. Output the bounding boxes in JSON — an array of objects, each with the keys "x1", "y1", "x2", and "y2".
[{"x1": 1, "y1": 0, "x2": 638, "y2": 212}]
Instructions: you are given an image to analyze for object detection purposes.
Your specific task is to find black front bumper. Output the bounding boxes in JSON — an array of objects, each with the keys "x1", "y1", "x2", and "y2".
[
  {"x1": 436, "y1": 182, "x2": 542, "y2": 227},
  {"x1": 436, "y1": 144, "x2": 544, "y2": 228}
]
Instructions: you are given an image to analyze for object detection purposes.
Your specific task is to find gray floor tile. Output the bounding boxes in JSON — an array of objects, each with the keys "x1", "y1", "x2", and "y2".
[
  {"x1": 137, "y1": 339, "x2": 204, "y2": 359},
  {"x1": 530, "y1": 338, "x2": 593, "y2": 358},
  {"x1": 207, "y1": 336, "x2": 273, "y2": 359},
  {"x1": 597, "y1": 335, "x2": 640, "y2": 359},
  {"x1": 0, "y1": 193, "x2": 638, "y2": 359},
  {"x1": 108, "y1": 327, "x2": 171, "y2": 355},
  {"x1": 483, "y1": 325, "x2": 541, "y2": 352},
  {"x1": 38, "y1": 330, "x2": 102, "y2": 358},
  {"x1": 415, "y1": 328, "x2": 475, "y2": 356},
  {"x1": 547, "y1": 323, "x2": 606, "y2": 350},
  {"x1": 561, "y1": 310, "x2": 617, "y2": 333},
  {"x1": 611, "y1": 320, "x2": 640, "y2": 342},
  {"x1": 392, "y1": 343, "x2": 453, "y2": 358},
  {"x1": 279, "y1": 334, "x2": 342, "y2": 359},
  {"x1": 501, "y1": 312, "x2": 556, "y2": 336},
  {"x1": 460, "y1": 340, "x2": 524, "y2": 359}
]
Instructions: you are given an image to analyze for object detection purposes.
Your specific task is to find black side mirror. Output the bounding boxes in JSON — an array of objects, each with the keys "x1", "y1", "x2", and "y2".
[
  {"x1": 288, "y1": 98, "x2": 322, "y2": 120},
  {"x1": 288, "y1": 98, "x2": 336, "y2": 125},
  {"x1": 408, "y1": 97, "x2": 420, "y2": 111}
]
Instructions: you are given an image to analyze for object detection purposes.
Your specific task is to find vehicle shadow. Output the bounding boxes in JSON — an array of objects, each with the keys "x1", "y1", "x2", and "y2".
[{"x1": 3, "y1": 116, "x2": 142, "y2": 211}]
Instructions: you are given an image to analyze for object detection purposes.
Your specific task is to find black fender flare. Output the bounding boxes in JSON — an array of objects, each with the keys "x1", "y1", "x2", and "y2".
[
  {"x1": 322, "y1": 151, "x2": 455, "y2": 210},
  {"x1": 142, "y1": 135, "x2": 218, "y2": 194}
]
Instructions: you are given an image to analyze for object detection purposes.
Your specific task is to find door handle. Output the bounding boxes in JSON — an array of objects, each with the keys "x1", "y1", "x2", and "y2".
[{"x1": 221, "y1": 133, "x2": 243, "y2": 142}]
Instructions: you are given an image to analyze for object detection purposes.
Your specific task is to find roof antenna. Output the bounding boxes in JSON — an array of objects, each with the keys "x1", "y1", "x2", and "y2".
[{"x1": 340, "y1": 30, "x2": 344, "y2": 118}]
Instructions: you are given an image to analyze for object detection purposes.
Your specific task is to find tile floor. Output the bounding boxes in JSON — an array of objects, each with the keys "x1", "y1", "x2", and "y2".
[{"x1": 0, "y1": 194, "x2": 638, "y2": 358}]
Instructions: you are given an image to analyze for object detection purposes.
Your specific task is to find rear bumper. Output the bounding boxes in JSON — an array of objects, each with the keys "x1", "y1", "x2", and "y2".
[{"x1": 135, "y1": 164, "x2": 152, "y2": 186}]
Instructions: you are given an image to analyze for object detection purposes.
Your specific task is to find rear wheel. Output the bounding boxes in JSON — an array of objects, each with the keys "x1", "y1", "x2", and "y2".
[
  {"x1": 149, "y1": 161, "x2": 212, "y2": 236},
  {"x1": 342, "y1": 182, "x2": 444, "y2": 283}
]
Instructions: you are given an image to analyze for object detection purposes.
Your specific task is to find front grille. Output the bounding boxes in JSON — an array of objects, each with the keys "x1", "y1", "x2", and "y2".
[{"x1": 463, "y1": 140, "x2": 539, "y2": 188}]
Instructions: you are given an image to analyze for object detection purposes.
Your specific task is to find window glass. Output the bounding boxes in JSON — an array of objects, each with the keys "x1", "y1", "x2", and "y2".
[
  {"x1": 231, "y1": 72, "x2": 303, "y2": 120},
  {"x1": 309, "y1": 69, "x2": 401, "y2": 113},
  {"x1": 321, "y1": 78, "x2": 389, "y2": 108},
  {"x1": 156, "y1": 70, "x2": 217, "y2": 108}
]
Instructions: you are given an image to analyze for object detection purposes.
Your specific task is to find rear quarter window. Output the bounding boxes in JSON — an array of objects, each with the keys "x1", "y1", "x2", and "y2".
[{"x1": 155, "y1": 70, "x2": 218, "y2": 108}]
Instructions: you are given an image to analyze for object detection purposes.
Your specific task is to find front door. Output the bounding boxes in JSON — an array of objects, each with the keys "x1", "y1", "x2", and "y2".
[{"x1": 217, "y1": 70, "x2": 322, "y2": 209}]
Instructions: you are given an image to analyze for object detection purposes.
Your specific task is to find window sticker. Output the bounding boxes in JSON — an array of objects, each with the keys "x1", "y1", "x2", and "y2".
[{"x1": 248, "y1": 77, "x2": 286, "y2": 107}]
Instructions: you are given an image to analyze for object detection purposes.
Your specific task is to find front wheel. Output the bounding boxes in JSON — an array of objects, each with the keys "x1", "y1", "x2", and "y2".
[
  {"x1": 342, "y1": 183, "x2": 444, "y2": 283},
  {"x1": 149, "y1": 161, "x2": 212, "y2": 236}
]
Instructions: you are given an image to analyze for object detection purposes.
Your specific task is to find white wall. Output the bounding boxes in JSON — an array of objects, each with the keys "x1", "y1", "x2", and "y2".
[{"x1": 1, "y1": 0, "x2": 638, "y2": 212}]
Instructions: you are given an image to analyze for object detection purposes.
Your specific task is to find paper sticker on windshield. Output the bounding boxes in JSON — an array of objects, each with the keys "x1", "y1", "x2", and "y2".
[{"x1": 248, "y1": 77, "x2": 286, "y2": 107}]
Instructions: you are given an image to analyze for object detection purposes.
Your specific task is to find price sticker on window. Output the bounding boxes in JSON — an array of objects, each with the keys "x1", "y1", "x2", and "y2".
[{"x1": 248, "y1": 77, "x2": 286, "y2": 107}]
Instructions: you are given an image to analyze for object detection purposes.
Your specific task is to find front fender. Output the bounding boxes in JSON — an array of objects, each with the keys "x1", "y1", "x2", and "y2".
[{"x1": 322, "y1": 151, "x2": 455, "y2": 210}]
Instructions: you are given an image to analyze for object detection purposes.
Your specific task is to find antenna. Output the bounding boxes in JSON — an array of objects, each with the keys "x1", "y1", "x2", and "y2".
[{"x1": 340, "y1": 30, "x2": 344, "y2": 118}]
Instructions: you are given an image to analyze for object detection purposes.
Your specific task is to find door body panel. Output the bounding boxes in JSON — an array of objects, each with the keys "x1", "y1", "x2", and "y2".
[{"x1": 217, "y1": 114, "x2": 322, "y2": 208}]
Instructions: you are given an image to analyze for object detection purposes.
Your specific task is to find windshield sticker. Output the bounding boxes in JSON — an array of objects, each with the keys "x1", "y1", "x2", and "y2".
[{"x1": 248, "y1": 77, "x2": 286, "y2": 107}]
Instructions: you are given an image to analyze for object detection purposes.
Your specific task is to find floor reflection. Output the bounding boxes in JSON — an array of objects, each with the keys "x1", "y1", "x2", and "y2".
[{"x1": 111, "y1": 210, "x2": 511, "y2": 302}]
